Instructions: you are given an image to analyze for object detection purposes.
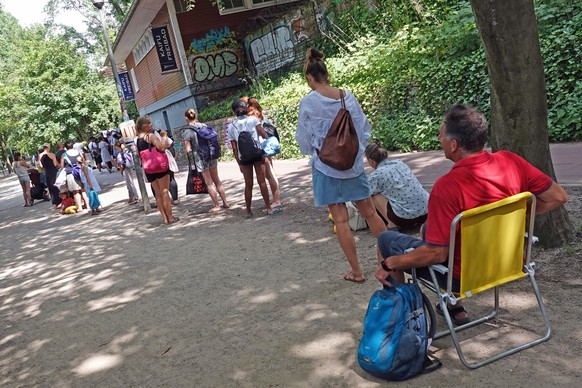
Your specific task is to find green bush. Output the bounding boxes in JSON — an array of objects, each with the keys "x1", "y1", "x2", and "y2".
[
  {"x1": 199, "y1": 0, "x2": 581, "y2": 157},
  {"x1": 538, "y1": 3, "x2": 582, "y2": 141}
]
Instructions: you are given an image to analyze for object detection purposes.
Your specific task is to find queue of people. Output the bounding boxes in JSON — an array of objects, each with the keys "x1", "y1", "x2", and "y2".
[{"x1": 7, "y1": 47, "x2": 568, "y2": 309}]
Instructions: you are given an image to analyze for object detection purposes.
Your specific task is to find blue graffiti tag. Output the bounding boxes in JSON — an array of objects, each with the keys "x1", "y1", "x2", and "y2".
[{"x1": 190, "y1": 27, "x2": 232, "y2": 53}]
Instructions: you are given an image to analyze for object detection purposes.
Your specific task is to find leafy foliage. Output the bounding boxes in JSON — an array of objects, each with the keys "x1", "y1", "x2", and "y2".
[
  {"x1": 537, "y1": 2, "x2": 582, "y2": 141},
  {"x1": 198, "y1": 0, "x2": 580, "y2": 157},
  {"x1": 0, "y1": 6, "x2": 120, "y2": 156},
  {"x1": 14, "y1": 26, "x2": 120, "y2": 151}
]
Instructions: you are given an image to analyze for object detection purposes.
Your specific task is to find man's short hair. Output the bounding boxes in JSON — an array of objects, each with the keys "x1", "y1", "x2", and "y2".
[{"x1": 443, "y1": 104, "x2": 488, "y2": 153}]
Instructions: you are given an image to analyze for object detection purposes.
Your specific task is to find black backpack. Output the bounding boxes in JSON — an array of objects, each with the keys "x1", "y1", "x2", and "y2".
[
  {"x1": 190, "y1": 125, "x2": 220, "y2": 162},
  {"x1": 237, "y1": 129, "x2": 263, "y2": 163}
]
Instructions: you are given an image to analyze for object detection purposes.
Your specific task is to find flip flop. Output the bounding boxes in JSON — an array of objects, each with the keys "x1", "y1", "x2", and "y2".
[
  {"x1": 243, "y1": 213, "x2": 254, "y2": 219},
  {"x1": 436, "y1": 303, "x2": 471, "y2": 325},
  {"x1": 343, "y1": 271, "x2": 366, "y2": 284},
  {"x1": 268, "y1": 208, "x2": 283, "y2": 216}
]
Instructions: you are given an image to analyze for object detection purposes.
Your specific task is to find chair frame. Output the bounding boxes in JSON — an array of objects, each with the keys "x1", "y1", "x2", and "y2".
[{"x1": 412, "y1": 192, "x2": 552, "y2": 369}]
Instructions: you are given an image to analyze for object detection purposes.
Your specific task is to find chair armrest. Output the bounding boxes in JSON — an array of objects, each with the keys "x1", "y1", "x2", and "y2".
[
  {"x1": 430, "y1": 264, "x2": 449, "y2": 275},
  {"x1": 404, "y1": 248, "x2": 449, "y2": 275}
]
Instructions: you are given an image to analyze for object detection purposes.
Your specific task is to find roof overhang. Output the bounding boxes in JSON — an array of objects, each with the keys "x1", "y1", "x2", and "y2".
[{"x1": 112, "y1": 0, "x2": 165, "y2": 63}]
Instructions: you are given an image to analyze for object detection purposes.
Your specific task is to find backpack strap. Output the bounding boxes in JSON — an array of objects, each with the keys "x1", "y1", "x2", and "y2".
[
  {"x1": 339, "y1": 89, "x2": 346, "y2": 109},
  {"x1": 63, "y1": 152, "x2": 75, "y2": 167},
  {"x1": 186, "y1": 125, "x2": 200, "y2": 150}
]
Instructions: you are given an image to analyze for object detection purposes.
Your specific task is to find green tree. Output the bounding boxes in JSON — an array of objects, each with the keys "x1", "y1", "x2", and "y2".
[
  {"x1": 11, "y1": 26, "x2": 119, "y2": 152},
  {"x1": 0, "y1": 7, "x2": 24, "y2": 170}
]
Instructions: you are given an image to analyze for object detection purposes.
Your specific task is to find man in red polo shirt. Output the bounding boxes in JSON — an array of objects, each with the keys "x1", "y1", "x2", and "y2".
[{"x1": 375, "y1": 104, "x2": 568, "y2": 324}]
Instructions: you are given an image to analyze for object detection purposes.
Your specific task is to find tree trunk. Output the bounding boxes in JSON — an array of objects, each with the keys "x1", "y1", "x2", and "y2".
[
  {"x1": 0, "y1": 135, "x2": 13, "y2": 174},
  {"x1": 470, "y1": 0, "x2": 572, "y2": 247}
]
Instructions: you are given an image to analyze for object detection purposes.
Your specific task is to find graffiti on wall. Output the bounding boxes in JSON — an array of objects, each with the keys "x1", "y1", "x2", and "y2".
[
  {"x1": 248, "y1": 25, "x2": 296, "y2": 76},
  {"x1": 188, "y1": 49, "x2": 243, "y2": 94},
  {"x1": 189, "y1": 27, "x2": 237, "y2": 55},
  {"x1": 244, "y1": 5, "x2": 319, "y2": 76}
]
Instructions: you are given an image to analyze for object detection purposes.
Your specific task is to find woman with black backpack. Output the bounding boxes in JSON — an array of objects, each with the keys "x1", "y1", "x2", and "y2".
[
  {"x1": 227, "y1": 99, "x2": 280, "y2": 218},
  {"x1": 183, "y1": 108, "x2": 229, "y2": 212},
  {"x1": 242, "y1": 96, "x2": 282, "y2": 209}
]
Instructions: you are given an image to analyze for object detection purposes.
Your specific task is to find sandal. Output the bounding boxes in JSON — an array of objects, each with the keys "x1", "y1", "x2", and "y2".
[
  {"x1": 343, "y1": 271, "x2": 366, "y2": 284},
  {"x1": 420, "y1": 356, "x2": 442, "y2": 375},
  {"x1": 436, "y1": 303, "x2": 471, "y2": 325}
]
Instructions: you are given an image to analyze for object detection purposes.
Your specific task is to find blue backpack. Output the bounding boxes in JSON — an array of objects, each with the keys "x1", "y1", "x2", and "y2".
[
  {"x1": 190, "y1": 125, "x2": 221, "y2": 162},
  {"x1": 357, "y1": 279, "x2": 436, "y2": 381}
]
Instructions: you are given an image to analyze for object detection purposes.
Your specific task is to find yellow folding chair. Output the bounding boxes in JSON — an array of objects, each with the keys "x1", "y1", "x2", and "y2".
[{"x1": 412, "y1": 192, "x2": 551, "y2": 368}]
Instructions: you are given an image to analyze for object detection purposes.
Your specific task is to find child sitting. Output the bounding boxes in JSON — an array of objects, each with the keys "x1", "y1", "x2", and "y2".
[
  {"x1": 59, "y1": 191, "x2": 77, "y2": 214},
  {"x1": 115, "y1": 141, "x2": 140, "y2": 205}
]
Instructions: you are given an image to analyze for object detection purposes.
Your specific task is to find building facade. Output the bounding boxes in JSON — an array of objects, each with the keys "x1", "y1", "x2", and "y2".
[{"x1": 113, "y1": 0, "x2": 326, "y2": 133}]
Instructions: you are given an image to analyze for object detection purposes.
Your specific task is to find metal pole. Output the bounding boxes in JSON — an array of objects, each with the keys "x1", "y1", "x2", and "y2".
[{"x1": 96, "y1": 4, "x2": 151, "y2": 212}]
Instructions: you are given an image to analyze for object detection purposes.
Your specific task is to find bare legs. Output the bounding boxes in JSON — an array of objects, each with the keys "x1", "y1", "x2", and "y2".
[
  {"x1": 20, "y1": 180, "x2": 32, "y2": 206},
  {"x1": 354, "y1": 197, "x2": 387, "y2": 238},
  {"x1": 71, "y1": 190, "x2": 83, "y2": 210},
  {"x1": 205, "y1": 166, "x2": 229, "y2": 211},
  {"x1": 240, "y1": 159, "x2": 273, "y2": 217},
  {"x1": 329, "y1": 198, "x2": 388, "y2": 283},
  {"x1": 202, "y1": 169, "x2": 220, "y2": 211},
  {"x1": 329, "y1": 202, "x2": 362, "y2": 279},
  {"x1": 264, "y1": 157, "x2": 281, "y2": 207},
  {"x1": 371, "y1": 194, "x2": 398, "y2": 229},
  {"x1": 152, "y1": 175, "x2": 175, "y2": 224},
  {"x1": 354, "y1": 197, "x2": 389, "y2": 265}
]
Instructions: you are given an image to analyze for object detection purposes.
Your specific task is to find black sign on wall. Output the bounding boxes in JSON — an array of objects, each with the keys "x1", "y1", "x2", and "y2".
[{"x1": 152, "y1": 26, "x2": 178, "y2": 72}]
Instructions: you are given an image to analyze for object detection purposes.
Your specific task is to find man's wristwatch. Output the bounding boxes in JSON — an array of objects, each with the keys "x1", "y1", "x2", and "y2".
[{"x1": 381, "y1": 259, "x2": 391, "y2": 272}]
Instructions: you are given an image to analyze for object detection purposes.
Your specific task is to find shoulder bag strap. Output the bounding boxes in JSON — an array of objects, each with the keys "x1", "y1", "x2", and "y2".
[
  {"x1": 63, "y1": 152, "x2": 73, "y2": 166},
  {"x1": 339, "y1": 89, "x2": 346, "y2": 110}
]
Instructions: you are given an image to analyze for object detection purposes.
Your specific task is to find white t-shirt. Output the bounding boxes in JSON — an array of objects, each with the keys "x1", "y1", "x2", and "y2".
[{"x1": 227, "y1": 115, "x2": 261, "y2": 160}]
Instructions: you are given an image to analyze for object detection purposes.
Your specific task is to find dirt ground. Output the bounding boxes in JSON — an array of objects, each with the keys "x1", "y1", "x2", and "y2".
[{"x1": 0, "y1": 160, "x2": 581, "y2": 387}]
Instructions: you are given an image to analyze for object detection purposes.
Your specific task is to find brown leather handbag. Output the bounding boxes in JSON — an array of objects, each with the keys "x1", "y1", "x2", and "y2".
[{"x1": 317, "y1": 89, "x2": 359, "y2": 170}]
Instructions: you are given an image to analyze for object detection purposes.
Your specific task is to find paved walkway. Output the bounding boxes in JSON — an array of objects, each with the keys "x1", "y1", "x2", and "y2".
[
  {"x1": 226, "y1": 142, "x2": 581, "y2": 188},
  {"x1": 382, "y1": 142, "x2": 581, "y2": 185},
  {"x1": 0, "y1": 142, "x2": 579, "y2": 212}
]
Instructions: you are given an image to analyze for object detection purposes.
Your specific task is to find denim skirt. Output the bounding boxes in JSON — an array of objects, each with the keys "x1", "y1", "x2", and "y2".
[{"x1": 312, "y1": 167, "x2": 371, "y2": 206}]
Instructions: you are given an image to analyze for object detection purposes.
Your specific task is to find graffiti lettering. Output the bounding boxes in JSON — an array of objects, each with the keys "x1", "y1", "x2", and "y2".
[
  {"x1": 249, "y1": 26, "x2": 295, "y2": 75},
  {"x1": 190, "y1": 50, "x2": 240, "y2": 83},
  {"x1": 190, "y1": 27, "x2": 232, "y2": 53}
]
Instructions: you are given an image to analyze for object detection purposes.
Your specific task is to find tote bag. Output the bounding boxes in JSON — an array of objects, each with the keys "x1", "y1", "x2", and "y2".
[
  {"x1": 185, "y1": 155, "x2": 208, "y2": 195},
  {"x1": 139, "y1": 140, "x2": 169, "y2": 174},
  {"x1": 54, "y1": 169, "x2": 67, "y2": 187}
]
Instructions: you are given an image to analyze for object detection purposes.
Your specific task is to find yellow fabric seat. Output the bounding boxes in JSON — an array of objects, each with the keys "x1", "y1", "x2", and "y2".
[{"x1": 413, "y1": 192, "x2": 551, "y2": 368}]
